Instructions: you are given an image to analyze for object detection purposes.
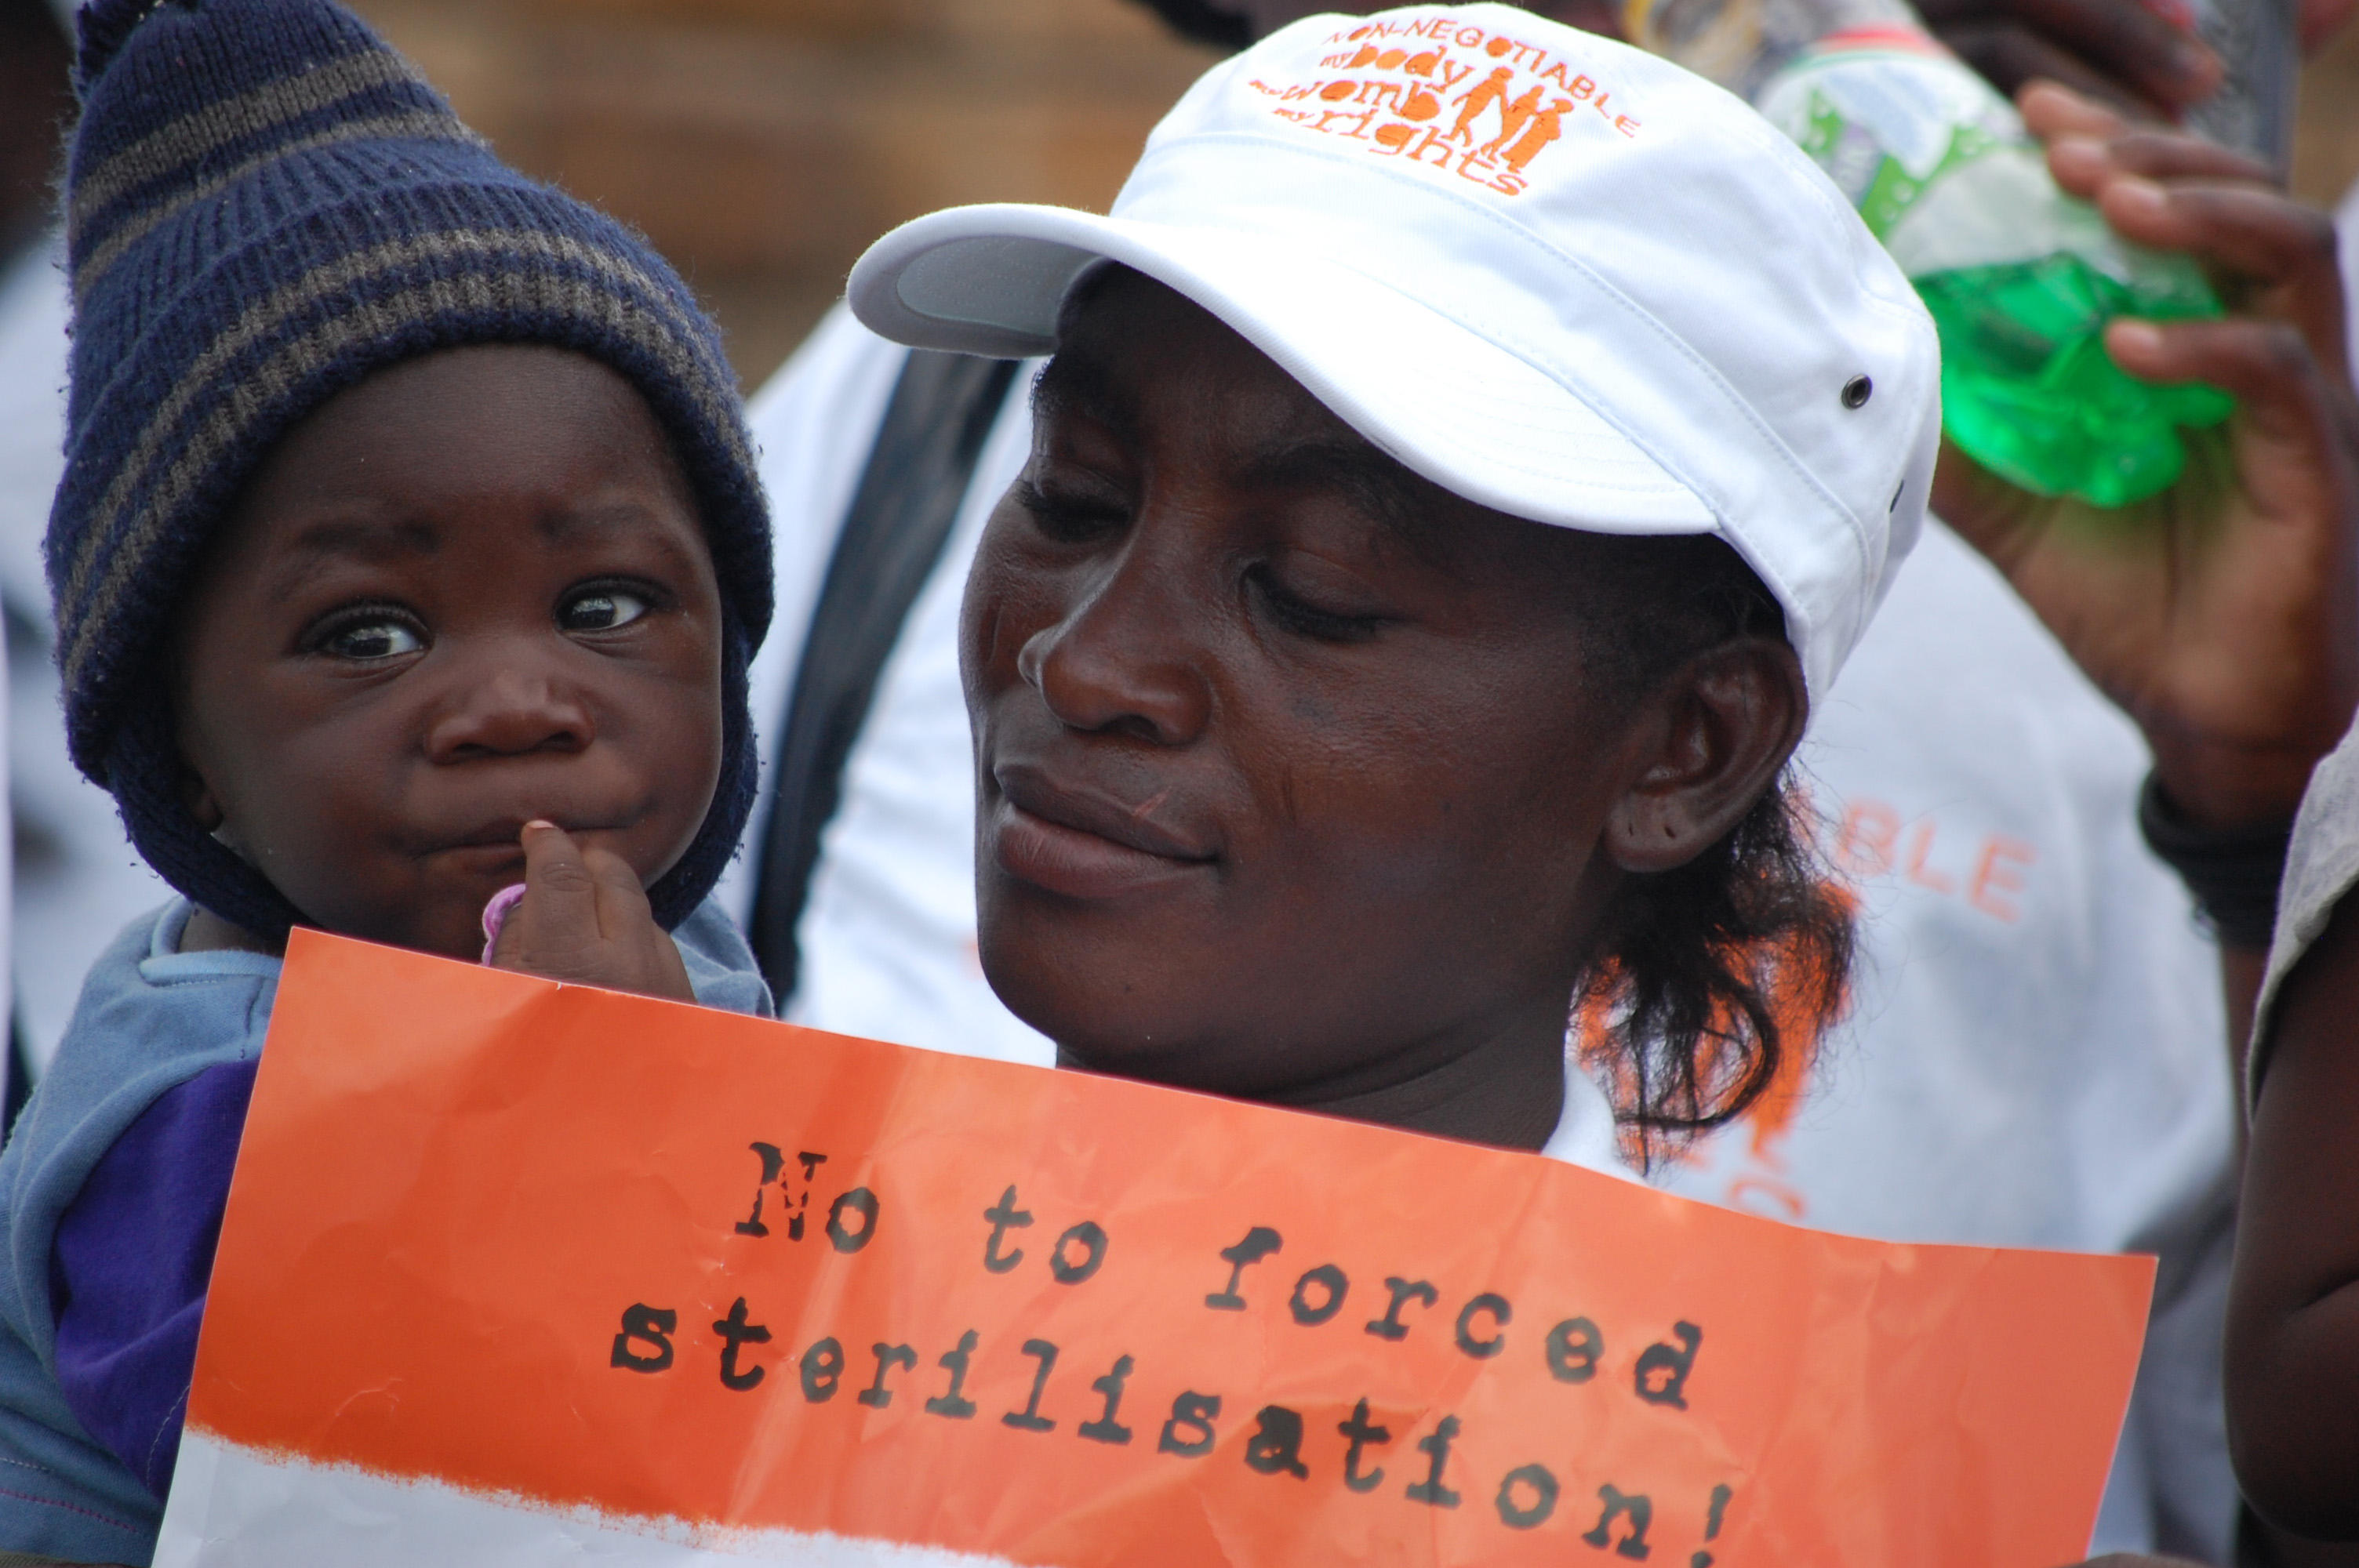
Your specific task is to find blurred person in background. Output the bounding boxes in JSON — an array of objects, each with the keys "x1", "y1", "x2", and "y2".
[
  {"x1": 0, "y1": 0, "x2": 163, "y2": 1110},
  {"x1": 0, "y1": 0, "x2": 82, "y2": 1121},
  {"x1": 720, "y1": 2, "x2": 2359, "y2": 1563}
]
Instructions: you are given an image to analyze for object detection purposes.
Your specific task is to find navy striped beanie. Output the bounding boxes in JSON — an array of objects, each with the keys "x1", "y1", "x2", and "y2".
[{"x1": 49, "y1": 0, "x2": 773, "y2": 938}]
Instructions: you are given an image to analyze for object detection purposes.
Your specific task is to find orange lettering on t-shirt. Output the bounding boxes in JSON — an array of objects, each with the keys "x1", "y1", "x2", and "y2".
[
  {"x1": 1968, "y1": 835, "x2": 2036, "y2": 923},
  {"x1": 1833, "y1": 797, "x2": 1900, "y2": 877},
  {"x1": 1902, "y1": 820, "x2": 1954, "y2": 894},
  {"x1": 1725, "y1": 1174, "x2": 1808, "y2": 1221}
]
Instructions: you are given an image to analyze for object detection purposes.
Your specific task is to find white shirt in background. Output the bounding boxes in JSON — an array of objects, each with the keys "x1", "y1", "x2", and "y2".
[{"x1": 0, "y1": 238, "x2": 166, "y2": 1076}]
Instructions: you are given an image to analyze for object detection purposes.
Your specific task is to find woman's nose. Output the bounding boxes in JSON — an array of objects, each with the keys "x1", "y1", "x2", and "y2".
[
  {"x1": 422, "y1": 654, "x2": 596, "y2": 762},
  {"x1": 1018, "y1": 550, "x2": 1212, "y2": 746}
]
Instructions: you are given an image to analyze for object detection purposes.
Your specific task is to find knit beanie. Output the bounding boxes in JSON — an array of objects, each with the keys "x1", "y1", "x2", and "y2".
[{"x1": 49, "y1": 0, "x2": 773, "y2": 938}]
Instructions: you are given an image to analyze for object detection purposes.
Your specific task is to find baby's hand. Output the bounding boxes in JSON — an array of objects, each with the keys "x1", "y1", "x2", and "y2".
[{"x1": 485, "y1": 821, "x2": 696, "y2": 1002}]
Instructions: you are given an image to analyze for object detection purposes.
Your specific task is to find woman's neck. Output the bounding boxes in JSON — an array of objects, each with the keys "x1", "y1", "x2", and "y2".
[
  {"x1": 1066, "y1": 1005, "x2": 1572, "y2": 1153},
  {"x1": 1285, "y1": 1022, "x2": 1568, "y2": 1151}
]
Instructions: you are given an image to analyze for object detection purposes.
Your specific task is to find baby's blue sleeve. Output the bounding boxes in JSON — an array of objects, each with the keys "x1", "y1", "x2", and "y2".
[
  {"x1": 0, "y1": 903, "x2": 266, "y2": 1563},
  {"x1": 49, "y1": 1059, "x2": 258, "y2": 1503}
]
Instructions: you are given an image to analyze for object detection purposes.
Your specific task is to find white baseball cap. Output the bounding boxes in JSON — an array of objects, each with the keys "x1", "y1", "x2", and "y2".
[{"x1": 849, "y1": 3, "x2": 1940, "y2": 699}]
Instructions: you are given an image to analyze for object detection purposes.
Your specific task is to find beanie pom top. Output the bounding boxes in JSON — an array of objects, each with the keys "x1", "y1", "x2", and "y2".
[{"x1": 71, "y1": 0, "x2": 162, "y2": 93}]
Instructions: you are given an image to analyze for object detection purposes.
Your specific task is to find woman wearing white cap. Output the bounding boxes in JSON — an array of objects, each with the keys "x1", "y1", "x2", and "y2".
[
  {"x1": 841, "y1": 0, "x2": 2359, "y2": 1189},
  {"x1": 845, "y1": 5, "x2": 1943, "y2": 1159},
  {"x1": 728, "y1": 4, "x2": 2359, "y2": 1559}
]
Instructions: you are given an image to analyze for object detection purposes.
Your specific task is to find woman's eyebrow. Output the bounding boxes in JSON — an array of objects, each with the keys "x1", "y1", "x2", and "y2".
[
  {"x1": 1034, "y1": 349, "x2": 1441, "y2": 549},
  {"x1": 1030, "y1": 350, "x2": 1137, "y2": 439},
  {"x1": 1238, "y1": 438, "x2": 1439, "y2": 546}
]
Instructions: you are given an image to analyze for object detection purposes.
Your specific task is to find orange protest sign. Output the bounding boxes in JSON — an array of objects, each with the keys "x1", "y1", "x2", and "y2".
[{"x1": 156, "y1": 931, "x2": 2152, "y2": 1567}]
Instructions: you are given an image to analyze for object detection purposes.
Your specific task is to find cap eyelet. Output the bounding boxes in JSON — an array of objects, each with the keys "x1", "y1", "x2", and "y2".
[{"x1": 1841, "y1": 374, "x2": 1873, "y2": 409}]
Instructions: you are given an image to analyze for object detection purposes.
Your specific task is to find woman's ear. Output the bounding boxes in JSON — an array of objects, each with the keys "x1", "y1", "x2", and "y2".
[{"x1": 1603, "y1": 637, "x2": 1808, "y2": 874}]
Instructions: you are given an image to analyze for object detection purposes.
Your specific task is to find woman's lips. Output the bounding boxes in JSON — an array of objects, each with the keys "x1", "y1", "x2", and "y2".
[
  {"x1": 991, "y1": 800, "x2": 1212, "y2": 898},
  {"x1": 989, "y1": 767, "x2": 1214, "y2": 899}
]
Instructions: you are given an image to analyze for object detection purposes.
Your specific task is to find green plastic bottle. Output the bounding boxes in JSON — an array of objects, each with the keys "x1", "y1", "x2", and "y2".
[
  {"x1": 1757, "y1": 30, "x2": 2231, "y2": 506},
  {"x1": 1914, "y1": 260, "x2": 2232, "y2": 507},
  {"x1": 1625, "y1": 0, "x2": 2237, "y2": 507}
]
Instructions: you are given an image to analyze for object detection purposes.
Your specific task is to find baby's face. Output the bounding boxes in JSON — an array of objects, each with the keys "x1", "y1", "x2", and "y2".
[
  {"x1": 961, "y1": 271, "x2": 1645, "y2": 1109},
  {"x1": 172, "y1": 344, "x2": 726, "y2": 960}
]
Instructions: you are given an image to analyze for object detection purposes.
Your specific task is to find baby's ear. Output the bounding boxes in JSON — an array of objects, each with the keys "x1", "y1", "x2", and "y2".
[
  {"x1": 1601, "y1": 638, "x2": 1807, "y2": 874},
  {"x1": 179, "y1": 758, "x2": 224, "y2": 833}
]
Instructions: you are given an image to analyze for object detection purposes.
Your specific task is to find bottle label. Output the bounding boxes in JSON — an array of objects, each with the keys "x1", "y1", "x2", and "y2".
[{"x1": 1754, "y1": 36, "x2": 2020, "y2": 240}]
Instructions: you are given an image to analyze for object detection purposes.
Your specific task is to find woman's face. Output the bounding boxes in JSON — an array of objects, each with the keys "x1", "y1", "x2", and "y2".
[{"x1": 961, "y1": 271, "x2": 1700, "y2": 1116}]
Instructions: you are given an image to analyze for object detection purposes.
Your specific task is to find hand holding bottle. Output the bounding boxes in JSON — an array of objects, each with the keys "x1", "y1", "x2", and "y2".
[
  {"x1": 1629, "y1": 0, "x2": 2270, "y2": 505},
  {"x1": 1935, "y1": 82, "x2": 2359, "y2": 829}
]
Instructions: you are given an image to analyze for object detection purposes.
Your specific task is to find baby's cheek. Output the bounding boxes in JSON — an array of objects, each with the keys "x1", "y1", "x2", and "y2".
[{"x1": 625, "y1": 684, "x2": 725, "y2": 878}]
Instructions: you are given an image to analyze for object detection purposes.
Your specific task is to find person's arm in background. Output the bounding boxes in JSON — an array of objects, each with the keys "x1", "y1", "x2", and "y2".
[
  {"x1": 1925, "y1": 81, "x2": 2359, "y2": 1568},
  {"x1": 1627, "y1": 0, "x2": 2359, "y2": 1070},
  {"x1": 2230, "y1": 887, "x2": 2359, "y2": 1543}
]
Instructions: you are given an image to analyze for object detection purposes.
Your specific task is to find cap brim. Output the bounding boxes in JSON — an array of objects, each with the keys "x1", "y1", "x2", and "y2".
[{"x1": 850, "y1": 204, "x2": 1717, "y2": 535}]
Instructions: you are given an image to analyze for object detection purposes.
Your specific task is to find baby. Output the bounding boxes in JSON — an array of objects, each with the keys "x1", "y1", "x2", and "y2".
[{"x1": 0, "y1": 0, "x2": 772, "y2": 1559}]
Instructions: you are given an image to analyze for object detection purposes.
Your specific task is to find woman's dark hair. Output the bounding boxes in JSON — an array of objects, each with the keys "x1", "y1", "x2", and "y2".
[
  {"x1": 1569, "y1": 534, "x2": 1856, "y2": 1167},
  {"x1": 1122, "y1": 0, "x2": 1252, "y2": 50}
]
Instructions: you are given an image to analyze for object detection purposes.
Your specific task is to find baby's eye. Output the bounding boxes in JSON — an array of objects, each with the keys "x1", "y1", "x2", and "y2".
[
  {"x1": 559, "y1": 588, "x2": 652, "y2": 633},
  {"x1": 324, "y1": 619, "x2": 423, "y2": 661}
]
